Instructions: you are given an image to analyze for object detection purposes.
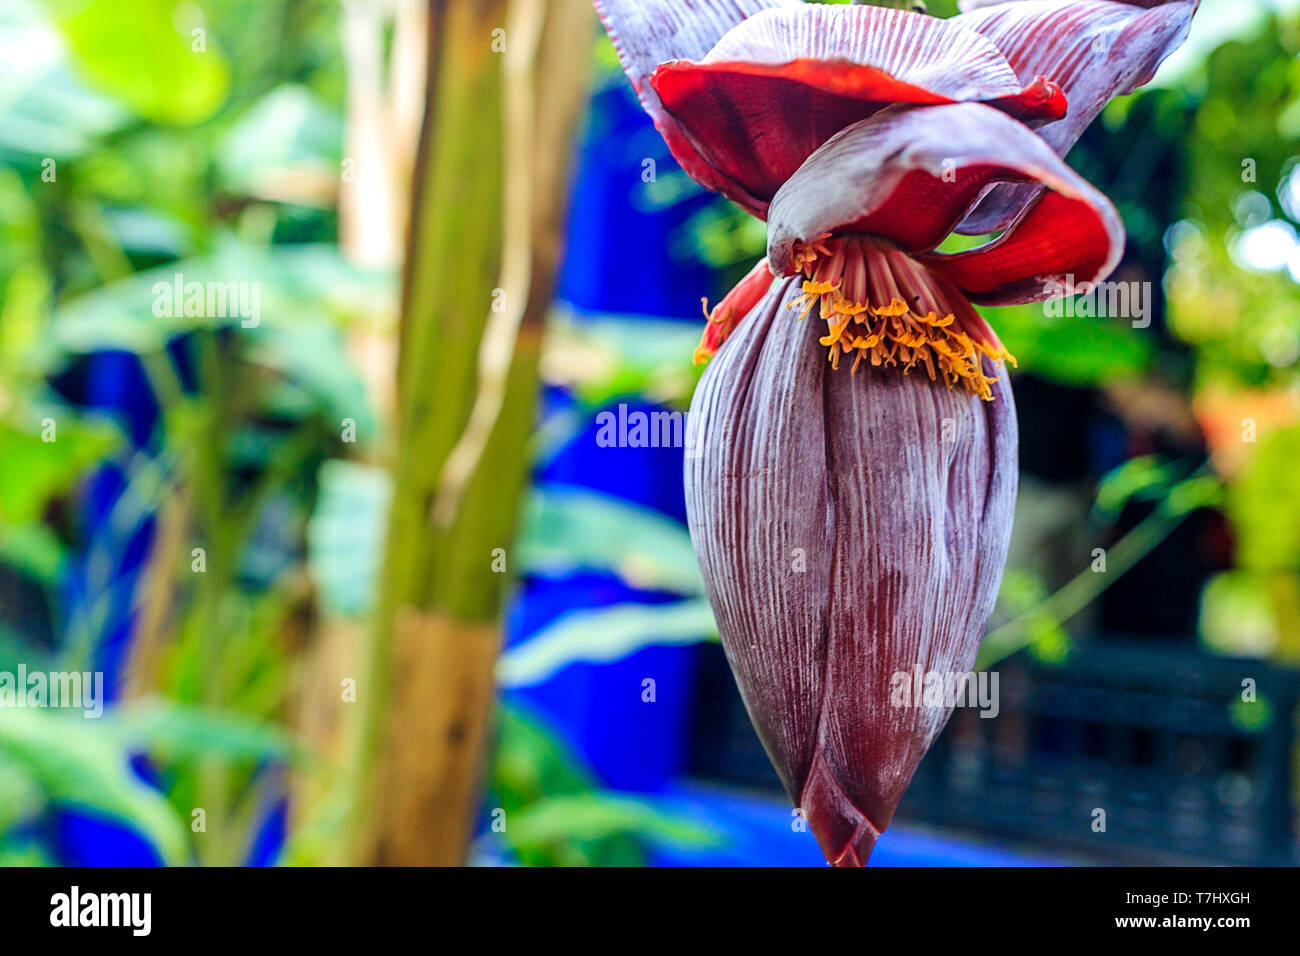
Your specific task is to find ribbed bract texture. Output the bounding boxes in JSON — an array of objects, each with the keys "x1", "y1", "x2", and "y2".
[
  {"x1": 704, "y1": 4, "x2": 1022, "y2": 102},
  {"x1": 684, "y1": 279, "x2": 1018, "y2": 865}
]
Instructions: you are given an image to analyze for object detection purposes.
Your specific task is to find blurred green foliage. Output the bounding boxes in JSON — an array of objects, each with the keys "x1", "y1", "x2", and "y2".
[
  {"x1": 490, "y1": 703, "x2": 720, "y2": 866},
  {"x1": 0, "y1": 0, "x2": 722, "y2": 866}
]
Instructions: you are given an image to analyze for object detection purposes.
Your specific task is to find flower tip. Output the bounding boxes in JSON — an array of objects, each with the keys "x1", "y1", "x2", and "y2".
[
  {"x1": 802, "y1": 753, "x2": 884, "y2": 867},
  {"x1": 1026, "y1": 75, "x2": 1067, "y2": 121}
]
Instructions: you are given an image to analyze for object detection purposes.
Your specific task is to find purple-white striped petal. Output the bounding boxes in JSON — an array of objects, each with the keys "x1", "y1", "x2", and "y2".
[
  {"x1": 701, "y1": 4, "x2": 1024, "y2": 100},
  {"x1": 952, "y1": 0, "x2": 1199, "y2": 233},
  {"x1": 593, "y1": 0, "x2": 799, "y2": 212},
  {"x1": 685, "y1": 278, "x2": 1018, "y2": 865},
  {"x1": 593, "y1": 0, "x2": 795, "y2": 101},
  {"x1": 766, "y1": 103, "x2": 1125, "y2": 305},
  {"x1": 648, "y1": 4, "x2": 1064, "y2": 215}
]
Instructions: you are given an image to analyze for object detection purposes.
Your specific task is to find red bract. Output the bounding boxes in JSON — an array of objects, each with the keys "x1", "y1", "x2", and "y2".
[
  {"x1": 650, "y1": 4, "x2": 1065, "y2": 215},
  {"x1": 594, "y1": 0, "x2": 1197, "y2": 865}
]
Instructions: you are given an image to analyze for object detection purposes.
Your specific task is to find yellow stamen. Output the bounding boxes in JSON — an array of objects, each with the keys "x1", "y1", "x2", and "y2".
[
  {"x1": 786, "y1": 235, "x2": 1016, "y2": 401},
  {"x1": 820, "y1": 317, "x2": 853, "y2": 348}
]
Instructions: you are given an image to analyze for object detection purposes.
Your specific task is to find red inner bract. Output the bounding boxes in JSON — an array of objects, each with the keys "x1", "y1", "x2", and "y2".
[{"x1": 651, "y1": 58, "x2": 1064, "y2": 215}]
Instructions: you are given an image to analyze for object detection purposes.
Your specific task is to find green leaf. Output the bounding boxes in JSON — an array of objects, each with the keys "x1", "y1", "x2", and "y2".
[
  {"x1": 0, "y1": 415, "x2": 119, "y2": 525},
  {"x1": 248, "y1": 324, "x2": 378, "y2": 442},
  {"x1": 1228, "y1": 426, "x2": 1300, "y2": 571},
  {"x1": 489, "y1": 703, "x2": 722, "y2": 867},
  {"x1": 0, "y1": 750, "x2": 44, "y2": 833},
  {"x1": 102, "y1": 208, "x2": 191, "y2": 258},
  {"x1": 0, "y1": 521, "x2": 65, "y2": 581},
  {"x1": 45, "y1": 242, "x2": 391, "y2": 361},
  {"x1": 519, "y1": 486, "x2": 703, "y2": 595},
  {"x1": 493, "y1": 703, "x2": 597, "y2": 801},
  {"x1": 497, "y1": 599, "x2": 716, "y2": 688},
  {"x1": 216, "y1": 85, "x2": 343, "y2": 196},
  {"x1": 0, "y1": 708, "x2": 189, "y2": 864},
  {"x1": 0, "y1": 0, "x2": 130, "y2": 162},
  {"x1": 507, "y1": 792, "x2": 722, "y2": 855},
  {"x1": 0, "y1": 842, "x2": 54, "y2": 866},
  {"x1": 1162, "y1": 474, "x2": 1222, "y2": 517},
  {"x1": 113, "y1": 698, "x2": 299, "y2": 766},
  {"x1": 982, "y1": 302, "x2": 1154, "y2": 387},
  {"x1": 56, "y1": 0, "x2": 230, "y2": 125},
  {"x1": 491, "y1": 703, "x2": 644, "y2": 866},
  {"x1": 545, "y1": 308, "x2": 703, "y2": 408},
  {"x1": 1094, "y1": 456, "x2": 1175, "y2": 518}
]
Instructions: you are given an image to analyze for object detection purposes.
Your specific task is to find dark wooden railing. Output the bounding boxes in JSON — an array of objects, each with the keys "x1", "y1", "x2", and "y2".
[
  {"x1": 899, "y1": 641, "x2": 1300, "y2": 865},
  {"x1": 688, "y1": 639, "x2": 1300, "y2": 864}
]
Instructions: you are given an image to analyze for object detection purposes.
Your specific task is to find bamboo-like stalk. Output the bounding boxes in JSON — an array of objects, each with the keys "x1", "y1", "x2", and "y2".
[{"x1": 349, "y1": 0, "x2": 591, "y2": 866}]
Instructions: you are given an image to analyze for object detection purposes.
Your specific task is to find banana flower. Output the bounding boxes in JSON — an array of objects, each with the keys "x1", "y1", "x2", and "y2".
[{"x1": 594, "y1": 0, "x2": 1197, "y2": 865}]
